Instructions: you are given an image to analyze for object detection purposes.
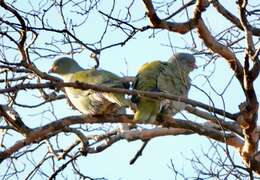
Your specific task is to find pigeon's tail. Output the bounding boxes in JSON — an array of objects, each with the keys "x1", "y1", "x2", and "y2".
[
  {"x1": 133, "y1": 98, "x2": 161, "y2": 123},
  {"x1": 103, "y1": 93, "x2": 130, "y2": 107}
]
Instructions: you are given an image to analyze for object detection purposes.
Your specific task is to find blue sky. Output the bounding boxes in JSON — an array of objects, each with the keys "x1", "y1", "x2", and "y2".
[{"x1": 1, "y1": 0, "x2": 260, "y2": 179}]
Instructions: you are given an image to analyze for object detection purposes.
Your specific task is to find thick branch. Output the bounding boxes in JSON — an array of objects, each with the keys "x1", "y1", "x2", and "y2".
[
  {"x1": 0, "y1": 104, "x2": 31, "y2": 134},
  {"x1": 250, "y1": 48, "x2": 260, "y2": 81},
  {"x1": 142, "y1": 0, "x2": 198, "y2": 34},
  {"x1": 237, "y1": 0, "x2": 255, "y2": 53},
  {"x1": 0, "y1": 114, "x2": 243, "y2": 163},
  {"x1": 236, "y1": 0, "x2": 259, "y2": 173},
  {"x1": 87, "y1": 128, "x2": 193, "y2": 155}
]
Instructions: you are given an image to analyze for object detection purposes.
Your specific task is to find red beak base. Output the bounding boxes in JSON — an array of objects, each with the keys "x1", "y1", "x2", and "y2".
[{"x1": 48, "y1": 67, "x2": 55, "y2": 73}]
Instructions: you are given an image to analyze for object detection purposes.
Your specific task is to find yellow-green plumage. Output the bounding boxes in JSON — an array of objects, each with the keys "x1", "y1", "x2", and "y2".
[
  {"x1": 132, "y1": 61, "x2": 167, "y2": 123},
  {"x1": 132, "y1": 53, "x2": 196, "y2": 123},
  {"x1": 133, "y1": 98, "x2": 161, "y2": 123},
  {"x1": 49, "y1": 57, "x2": 129, "y2": 115},
  {"x1": 132, "y1": 61, "x2": 164, "y2": 122}
]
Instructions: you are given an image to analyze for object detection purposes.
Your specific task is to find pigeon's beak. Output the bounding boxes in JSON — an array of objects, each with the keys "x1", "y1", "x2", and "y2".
[
  {"x1": 189, "y1": 62, "x2": 198, "y2": 69},
  {"x1": 48, "y1": 66, "x2": 56, "y2": 73},
  {"x1": 192, "y1": 63, "x2": 198, "y2": 69}
]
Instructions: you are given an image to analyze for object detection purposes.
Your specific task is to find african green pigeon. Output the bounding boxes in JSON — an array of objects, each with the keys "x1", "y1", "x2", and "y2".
[
  {"x1": 48, "y1": 57, "x2": 130, "y2": 115},
  {"x1": 131, "y1": 53, "x2": 196, "y2": 123}
]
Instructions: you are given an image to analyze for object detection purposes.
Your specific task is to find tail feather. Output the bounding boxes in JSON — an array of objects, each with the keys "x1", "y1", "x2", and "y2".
[
  {"x1": 104, "y1": 93, "x2": 130, "y2": 107},
  {"x1": 133, "y1": 98, "x2": 161, "y2": 123}
]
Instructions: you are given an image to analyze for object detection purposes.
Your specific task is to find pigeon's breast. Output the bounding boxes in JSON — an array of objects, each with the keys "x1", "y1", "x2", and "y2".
[{"x1": 65, "y1": 87, "x2": 109, "y2": 115}]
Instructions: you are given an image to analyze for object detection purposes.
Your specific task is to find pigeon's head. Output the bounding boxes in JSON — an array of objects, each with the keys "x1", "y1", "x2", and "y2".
[
  {"x1": 48, "y1": 57, "x2": 82, "y2": 75},
  {"x1": 168, "y1": 53, "x2": 197, "y2": 73}
]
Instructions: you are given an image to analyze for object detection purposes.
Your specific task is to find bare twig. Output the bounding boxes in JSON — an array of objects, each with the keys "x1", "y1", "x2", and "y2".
[
  {"x1": 210, "y1": 0, "x2": 260, "y2": 36},
  {"x1": 0, "y1": 0, "x2": 27, "y2": 62},
  {"x1": 48, "y1": 154, "x2": 80, "y2": 180},
  {"x1": 130, "y1": 140, "x2": 150, "y2": 165}
]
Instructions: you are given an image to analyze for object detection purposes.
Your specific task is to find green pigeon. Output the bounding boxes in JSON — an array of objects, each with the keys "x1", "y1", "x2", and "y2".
[
  {"x1": 131, "y1": 53, "x2": 197, "y2": 123},
  {"x1": 48, "y1": 57, "x2": 130, "y2": 115}
]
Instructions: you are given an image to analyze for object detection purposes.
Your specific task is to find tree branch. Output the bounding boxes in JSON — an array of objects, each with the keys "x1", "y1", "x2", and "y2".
[
  {"x1": 142, "y1": 0, "x2": 198, "y2": 34},
  {"x1": 129, "y1": 140, "x2": 150, "y2": 165},
  {"x1": 236, "y1": 0, "x2": 259, "y2": 173},
  {"x1": 0, "y1": 104, "x2": 31, "y2": 134},
  {"x1": 0, "y1": 114, "x2": 243, "y2": 163},
  {"x1": 0, "y1": 0, "x2": 27, "y2": 62},
  {"x1": 186, "y1": 106, "x2": 242, "y2": 136},
  {"x1": 0, "y1": 81, "x2": 237, "y2": 120},
  {"x1": 237, "y1": 0, "x2": 255, "y2": 54},
  {"x1": 196, "y1": 19, "x2": 244, "y2": 83},
  {"x1": 210, "y1": 0, "x2": 260, "y2": 36}
]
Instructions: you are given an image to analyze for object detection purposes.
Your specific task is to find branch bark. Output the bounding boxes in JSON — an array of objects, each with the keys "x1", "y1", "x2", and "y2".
[
  {"x1": 0, "y1": 114, "x2": 243, "y2": 163},
  {"x1": 235, "y1": 0, "x2": 259, "y2": 173},
  {"x1": 186, "y1": 106, "x2": 242, "y2": 136},
  {"x1": 0, "y1": 104, "x2": 31, "y2": 134},
  {"x1": 194, "y1": 16, "x2": 244, "y2": 85},
  {"x1": 142, "y1": 0, "x2": 198, "y2": 34}
]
